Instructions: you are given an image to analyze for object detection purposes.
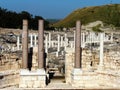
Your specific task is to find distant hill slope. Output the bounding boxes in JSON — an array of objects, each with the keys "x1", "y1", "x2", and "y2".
[{"x1": 53, "y1": 4, "x2": 120, "y2": 28}]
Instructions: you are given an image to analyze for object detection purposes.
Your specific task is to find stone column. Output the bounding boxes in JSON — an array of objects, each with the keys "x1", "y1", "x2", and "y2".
[
  {"x1": 30, "y1": 34, "x2": 33, "y2": 47},
  {"x1": 22, "y1": 20, "x2": 28, "y2": 69},
  {"x1": 38, "y1": 20, "x2": 44, "y2": 69},
  {"x1": 17, "y1": 35, "x2": 20, "y2": 50},
  {"x1": 75, "y1": 21, "x2": 82, "y2": 68},
  {"x1": 45, "y1": 35, "x2": 48, "y2": 53},
  {"x1": 57, "y1": 34, "x2": 60, "y2": 52},
  {"x1": 48, "y1": 32, "x2": 51, "y2": 48},
  {"x1": 61, "y1": 36, "x2": 63, "y2": 47},
  {"x1": 99, "y1": 33, "x2": 104, "y2": 70},
  {"x1": 82, "y1": 32, "x2": 85, "y2": 48},
  {"x1": 111, "y1": 33, "x2": 113, "y2": 42},
  {"x1": 34, "y1": 34, "x2": 37, "y2": 46},
  {"x1": 56, "y1": 34, "x2": 60, "y2": 57},
  {"x1": 64, "y1": 33, "x2": 67, "y2": 50},
  {"x1": 71, "y1": 21, "x2": 83, "y2": 87},
  {"x1": 74, "y1": 31, "x2": 75, "y2": 48}
]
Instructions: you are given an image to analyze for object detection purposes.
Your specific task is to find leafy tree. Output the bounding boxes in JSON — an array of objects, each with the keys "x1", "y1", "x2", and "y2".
[{"x1": 0, "y1": 7, "x2": 50, "y2": 30}]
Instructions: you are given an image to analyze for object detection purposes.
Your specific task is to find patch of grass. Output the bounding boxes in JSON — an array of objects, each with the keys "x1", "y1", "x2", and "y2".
[{"x1": 53, "y1": 4, "x2": 120, "y2": 28}]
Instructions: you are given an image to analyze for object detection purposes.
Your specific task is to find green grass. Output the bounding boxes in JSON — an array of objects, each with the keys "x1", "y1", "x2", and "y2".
[{"x1": 53, "y1": 4, "x2": 120, "y2": 28}]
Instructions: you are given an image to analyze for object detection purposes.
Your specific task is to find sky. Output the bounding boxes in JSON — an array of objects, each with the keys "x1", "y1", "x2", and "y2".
[{"x1": 0, "y1": 0, "x2": 120, "y2": 19}]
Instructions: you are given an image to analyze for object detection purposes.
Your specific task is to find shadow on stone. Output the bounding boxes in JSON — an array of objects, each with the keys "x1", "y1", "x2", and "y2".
[{"x1": 28, "y1": 47, "x2": 33, "y2": 70}]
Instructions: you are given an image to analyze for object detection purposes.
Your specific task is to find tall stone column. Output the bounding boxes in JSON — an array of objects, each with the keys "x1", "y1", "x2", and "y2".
[
  {"x1": 74, "y1": 31, "x2": 75, "y2": 48},
  {"x1": 99, "y1": 33, "x2": 104, "y2": 70},
  {"x1": 64, "y1": 33, "x2": 67, "y2": 50},
  {"x1": 45, "y1": 35, "x2": 48, "y2": 53},
  {"x1": 48, "y1": 32, "x2": 51, "y2": 48},
  {"x1": 30, "y1": 34, "x2": 33, "y2": 47},
  {"x1": 61, "y1": 36, "x2": 63, "y2": 47},
  {"x1": 17, "y1": 35, "x2": 20, "y2": 50},
  {"x1": 71, "y1": 21, "x2": 83, "y2": 87},
  {"x1": 38, "y1": 20, "x2": 44, "y2": 69},
  {"x1": 75, "y1": 20, "x2": 82, "y2": 68},
  {"x1": 82, "y1": 32, "x2": 85, "y2": 48},
  {"x1": 34, "y1": 34, "x2": 37, "y2": 46},
  {"x1": 22, "y1": 20, "x2": 28, "y2": 69},
  {"x1": 56, "y1": 34, "x2": 60, "y2": 57},
  {"x1": 111, "y1": 33, "x2": 113, "y2": 42},
  {"x1": 57, "y1": 34, "x2": 60, "y2": 52}
]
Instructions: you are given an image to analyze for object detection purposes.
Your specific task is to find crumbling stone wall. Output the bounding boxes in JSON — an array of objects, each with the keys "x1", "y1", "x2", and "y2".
[
  {"x1": 104, "y1": 51, "x2": 120, "y2": 70},
  {"x1": 0, "y1": 53, "x2": 21, "y2": 88},
  {"x1": 0, "y1": 70, "x2": 20, "y2": 88}
]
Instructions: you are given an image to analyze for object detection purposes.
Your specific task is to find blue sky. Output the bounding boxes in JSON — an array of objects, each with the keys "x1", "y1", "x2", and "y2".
[{"x1": 0, "y1": 0, "x2": 120, "y2": 19}]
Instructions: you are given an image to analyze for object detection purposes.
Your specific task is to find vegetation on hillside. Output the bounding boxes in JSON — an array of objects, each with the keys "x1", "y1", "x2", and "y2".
[
  {"x1": 0, "y1": 7, "x2": 49, "y2": 30},
  {"x1": 53, "y1": 4, "x2": 120, "y2": 28}
]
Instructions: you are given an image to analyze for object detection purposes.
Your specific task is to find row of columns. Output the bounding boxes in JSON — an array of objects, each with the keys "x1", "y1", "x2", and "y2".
[
  {"x1": 22, "y1": 19, "x2": 105, "y2": 69},
  {"x1": 22, "y1": 19, "x2": 44, "y2": 69},
  {"x1": 21, "y1": 20, "x2": 105, "y2": 71},
  {"x1": 21, "y1": 20, "x2": 82, "y2": 69},
  {"x1": 17, "y1": 31, "x2": 113, "y2": 52}
]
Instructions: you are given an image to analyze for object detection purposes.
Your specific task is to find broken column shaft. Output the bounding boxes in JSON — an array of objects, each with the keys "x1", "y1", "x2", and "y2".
[
  {"x1": 75, "y1": 21, "x2": 82, "y2": 68},
  {"x1": 22, "y1": 20, "x2": 28, "y2": 69},
  {"x1": 38, "y1": 20, "x2": 44, "y2": 69}
]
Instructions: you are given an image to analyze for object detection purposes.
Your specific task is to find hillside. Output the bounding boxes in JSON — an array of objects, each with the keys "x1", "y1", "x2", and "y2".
[{"x1": 53, "y1": 4, "x2": 120, "y2": 28}]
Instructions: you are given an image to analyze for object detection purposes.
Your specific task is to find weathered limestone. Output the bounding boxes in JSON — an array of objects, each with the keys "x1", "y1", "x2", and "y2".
[
  {"x1": 22, "y1": 20, "x2": 28, "y2": 69},
  {"x1": 31, "y1": 47, "x2": 38, "y2": 70},
  {"x1": 65, "y1": 48, "x2": 74, "y2": 84},
  {"x1": 19, "y1": 69, "x2": 46, "y2": 88},
  {"x1": 0, "y1": 70, "x2": 20, "y2": 88}
]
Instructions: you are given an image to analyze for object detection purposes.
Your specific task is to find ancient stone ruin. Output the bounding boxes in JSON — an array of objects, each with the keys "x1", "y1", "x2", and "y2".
[{"x1": 0, "y1": 20, "x2": 120, "y2": 89}]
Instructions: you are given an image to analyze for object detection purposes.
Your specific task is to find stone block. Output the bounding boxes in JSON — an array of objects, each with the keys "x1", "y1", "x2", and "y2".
[
  {"x1": 33, "y1": 81, "x2": 41, "y2": 88},
  {"x1": 27, "y1": 81, "x2": 33, "y2": 88},
  {"x1": 31, "y1": 76, "x2": 37, "y2": 80},
  {"x1": 19, "y1": 84, "x2": 27, "y2": 88}
]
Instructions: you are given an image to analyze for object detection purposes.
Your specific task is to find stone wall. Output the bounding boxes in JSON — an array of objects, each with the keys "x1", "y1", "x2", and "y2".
[
  {"x1": 65, "y1": 48, "x2": 120, "y2": 88},
  {"x1": 0, "y1": 70, "x2": 20, "y2": 88},
  {"x1": 0, "y1": 53, "x2": 22, "y2": 71},
  {"x1": 0, "y1": 53, "x2": 21, "y2": 88},
  {"x1": 65, "y1": 48, "x2": 74, "y2": 83},
  {"x1": 82, "y1": 49, "x2": 120, "y2": 71},
  {"x1": 104, "y1": 51, "x2": 120, "y2": 70}
]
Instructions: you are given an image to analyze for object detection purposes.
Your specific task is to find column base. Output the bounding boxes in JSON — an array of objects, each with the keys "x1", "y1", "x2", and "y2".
[
  {"x1": 19, "y1": 69, "x2": 46, "y2": 88},
  {"x1": 71, "y1": 68, "x2": 99, "y2": 88},
  {"x1": 71, "y1": 68, "x2": 83, "y2": 87},
  {"x1": 98, "y1": 64, "x2": 104, "y2": 71}
]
